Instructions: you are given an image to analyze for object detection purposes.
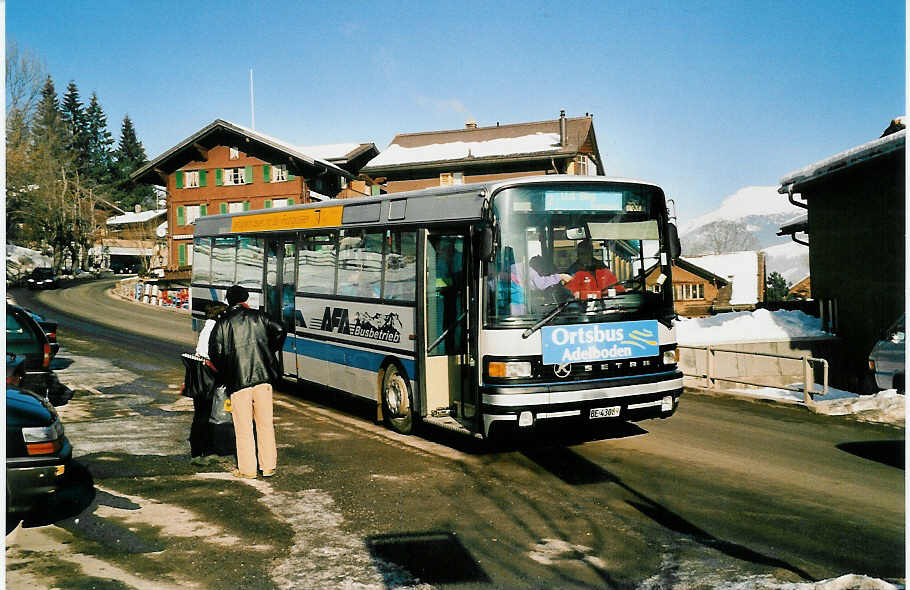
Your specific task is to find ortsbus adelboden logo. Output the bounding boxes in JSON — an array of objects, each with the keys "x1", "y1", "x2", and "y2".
[{"x1": 541, "y1": 320, "x2": 659, "y2": 365}]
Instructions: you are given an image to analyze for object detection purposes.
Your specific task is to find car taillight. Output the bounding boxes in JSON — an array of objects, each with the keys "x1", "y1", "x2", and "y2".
[
  {"x1": 46, "y1": 331, "x2": 57, "y2": 341},
  {"x1": 43, "y1": 342, "x2": 50, "y2": 368}
]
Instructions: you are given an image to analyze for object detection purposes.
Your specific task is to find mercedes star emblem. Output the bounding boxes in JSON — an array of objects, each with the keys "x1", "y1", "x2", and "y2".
[{"x1": 554, "y1": 363, "x2": 572, "y2": 378}]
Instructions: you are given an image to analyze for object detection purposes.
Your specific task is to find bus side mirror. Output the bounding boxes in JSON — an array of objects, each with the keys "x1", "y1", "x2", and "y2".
[
  {"x1": 668, "y1": 223, "x2": 681, "y2": 260},
  {"x1": 475, "y1": 226, "x2": 494, "y2": 261}
]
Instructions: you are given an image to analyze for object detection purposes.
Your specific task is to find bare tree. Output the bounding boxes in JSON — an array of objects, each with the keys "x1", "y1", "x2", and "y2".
[{"x1": 682, "y1": 220, "x2": 759, "y2": 256}]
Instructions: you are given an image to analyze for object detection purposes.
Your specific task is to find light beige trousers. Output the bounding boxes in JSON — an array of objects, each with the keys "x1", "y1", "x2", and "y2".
[{"x1": 230, "y1": 383, "x2": 277, "y2": 475}]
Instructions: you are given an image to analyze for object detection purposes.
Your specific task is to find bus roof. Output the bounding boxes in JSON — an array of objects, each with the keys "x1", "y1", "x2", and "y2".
[{"x1": 193, "y1": 174, "x2": 664, "y2": 237}]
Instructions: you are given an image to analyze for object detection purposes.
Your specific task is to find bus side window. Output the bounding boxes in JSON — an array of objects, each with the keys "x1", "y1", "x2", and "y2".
[
  {"x1": 212, "y1": 236, "x2": 237, "y2": 286},
  {"x1": 338, "y1": 230, "x2": 383, "y2": 298},
  {"x1": 237, "y1": 236, "x2": 264, "y2": 289},
  {"x1": 193, "y1": 238, "x2": 212, "y2": 285},
  {"x1": 384, "y1": 230, "x2": 416, "y2": 302},
  {"x1": 298, "y1": 232, "x2": 337, "y2": 295}
]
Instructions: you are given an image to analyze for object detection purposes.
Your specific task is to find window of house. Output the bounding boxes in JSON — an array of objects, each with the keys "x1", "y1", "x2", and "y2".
[
  {"x1": 230, "y1": 147, "x2": 240, "y2": 160},
  {"x1": 440, "y1": 173, "x2": 453, "y2": 186},
  {"x1": 224, "y1": 167, "x2": 245, "y2": 185},
  {"x1": 185, "y1": 170, "x2": 200, "y2": 188},
  {"x1": 272, "y1": 164, "x2": 288, "y2": 182},
  {"x1": 272, "y1": 199, "x2": 288, "y2": 208},
  {"x1": 185, "y1": 205, "x2": 201, "y2": 225},
  {"x1": 228, "y1": 202, "x2": 244, "y2": 213}
]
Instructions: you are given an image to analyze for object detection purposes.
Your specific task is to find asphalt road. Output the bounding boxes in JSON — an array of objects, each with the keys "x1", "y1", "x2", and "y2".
[{"x1": 6, "y1": 281, "x2": 905, "y2": 589}]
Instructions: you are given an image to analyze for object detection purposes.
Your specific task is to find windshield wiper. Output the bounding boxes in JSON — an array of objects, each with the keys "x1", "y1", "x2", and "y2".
[{"x1": 521, "y1": 299, "x2": 577, "y2": 339}]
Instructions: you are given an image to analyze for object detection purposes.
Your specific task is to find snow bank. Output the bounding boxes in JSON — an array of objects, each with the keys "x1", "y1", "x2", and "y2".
[{"x1": 677, "y1": 309, "x2": 828, "y2": 345}]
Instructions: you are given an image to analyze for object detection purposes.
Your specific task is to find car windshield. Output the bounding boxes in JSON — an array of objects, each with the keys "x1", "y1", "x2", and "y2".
[
  {"x1": 32, "y1": 268, "x2": 54, "y2": 278},
  {"x1": 485, "y1": 183, "x2": 674, "y2": 327}
]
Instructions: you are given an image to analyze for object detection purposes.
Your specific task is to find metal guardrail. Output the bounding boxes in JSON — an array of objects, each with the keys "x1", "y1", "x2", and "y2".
[{"x1": 679, "y1": 345, "x2": 829, "y2": 405}]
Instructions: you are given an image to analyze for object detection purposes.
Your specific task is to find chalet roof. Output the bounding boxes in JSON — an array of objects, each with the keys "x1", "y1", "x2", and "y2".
[
  {"x1": 294, "y1": 142, "x2": 378, "y2": 164},
  {"x1": 777, "y1": 214, "x2": 808, "y2": 236},
  {"x1": 106, "y1": 209, "x2": 167, "y2": 226},
  {"x1": 131, "y1": 119, "x2": 354, "y2": 185},
  {"x1": 362, "y1": 114, "x2": 602, "y2": 174},
  {"x1": 673, "y1": 258, "x2": 730, "y2": 285},
  {"x1": 682, "y1": 251, "x2": 761, "y2": 305},
  {"x1": 778, "y1": 117, "x2": 906, "y2": 192}
]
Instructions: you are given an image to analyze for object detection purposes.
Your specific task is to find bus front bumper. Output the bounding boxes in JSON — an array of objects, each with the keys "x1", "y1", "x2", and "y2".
[{"x1": 479, "y1": 370, "x2": 683, "y2": 437}]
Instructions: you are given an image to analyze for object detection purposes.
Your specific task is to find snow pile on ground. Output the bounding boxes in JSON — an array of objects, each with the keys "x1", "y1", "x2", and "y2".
[
  {"x1": 677, "y1": 309, "x2": 828, "y2": 345},
  {"x1": 728, "y1": 385, "x2": 904, "y2": 426},
  {"x1": 7, "y1": 243, "x2": 52, "y2": 268}
]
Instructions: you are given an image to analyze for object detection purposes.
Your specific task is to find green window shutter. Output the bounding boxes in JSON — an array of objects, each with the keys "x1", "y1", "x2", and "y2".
[
  {"x1": 220, "y1": 203, "x2": 228, "y2": 214},
  {"x1": 287, "y1": 171, "x2": 296, "y2": 180},
  {"x1": 263, "y1": 164, "x2": 271, "y2": 183},
  {"x1": 371, "y1": 184, "x2": 380, "y2": 196},
  {"x1": 178, "y1": 244, "x2": 186, "y2": 266},
  {"x1": 287, "y1": 198, "x2": 294, "y2": 206},
  {"x1": 243, "y1": 201, "x2": 250, "y2": 211},
  {"x1": 245, "y1": 166, "x2": 254, "y2": 184},
  {"x1": 215, "y1": 168, "x2": 223, "y2": 186},
  {"x1": 176, "y1": 206, "x2": 185, "y2": 226},
  {"x1": 199, "y1": 169, "x2": 207, "y2": 187},
  {"x1": 175, "y1": 170, "x2": 184, "y2": 189},
  {"x1": 200, "y1": 204, "x2": 208, "y2": 217},
  {"x1": 264, "y1": 199, "x2": 272, "y2": 209}
]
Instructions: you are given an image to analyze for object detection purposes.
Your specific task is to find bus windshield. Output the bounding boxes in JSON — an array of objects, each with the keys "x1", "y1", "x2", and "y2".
[{"x1": 486, "y1": 183, "x2": 672, "y2": 327}]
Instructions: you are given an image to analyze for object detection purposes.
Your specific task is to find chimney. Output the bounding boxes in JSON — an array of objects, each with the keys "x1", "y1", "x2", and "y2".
[
  {"x1": 465, "y1": 120, "x2": 478, "y2": 129},
  {"x1": 559, "y1": 110, "x2": 567, "y2": 148}
]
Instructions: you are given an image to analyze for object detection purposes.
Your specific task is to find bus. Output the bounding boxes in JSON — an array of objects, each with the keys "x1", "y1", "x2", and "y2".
[{"x1": 191, "y1": 175, "x2": 684, "y2": 438}]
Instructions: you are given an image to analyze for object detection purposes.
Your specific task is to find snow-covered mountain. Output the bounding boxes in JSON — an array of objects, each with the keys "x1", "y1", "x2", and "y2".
[{"x1": 678, "y1": 186, "x2": 809, "y2": 284}]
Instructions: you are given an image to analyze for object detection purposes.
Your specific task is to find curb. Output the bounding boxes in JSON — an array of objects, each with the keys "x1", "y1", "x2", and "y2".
[{"x1": 109, "y1": 278, "x2": 190, "y2": 316}]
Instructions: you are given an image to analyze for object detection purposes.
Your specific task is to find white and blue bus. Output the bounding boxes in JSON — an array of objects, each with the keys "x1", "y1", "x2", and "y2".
[{"x1": 191, "y1": 175, "x2": 684, "y2": 438}]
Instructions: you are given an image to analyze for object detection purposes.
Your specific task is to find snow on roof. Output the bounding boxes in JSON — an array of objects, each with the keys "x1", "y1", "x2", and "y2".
[
  {"x1": 106, "y1": 209, "x2": 167, "y2": 225},
  {"x1": 779, "y1": 125, "x2": 906, "y2": 189},
  {"x1": 367, "y1": 132, "x2": 562, "y2": 167},
  {"x1": 292, "y1": 143, "x2": 363, "y2": 161},
  {"x1": 308, "y1": 191, "x2": 332, "y2": 202},
  {"x1": 682, "y1": 251, "x2": 759, "y2": 305},
  {"x1": 224, "y1": 120, "x2": 349, "y2": 176}
]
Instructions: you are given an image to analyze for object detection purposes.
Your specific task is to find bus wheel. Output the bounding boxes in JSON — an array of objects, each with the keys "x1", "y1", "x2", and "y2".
[{"x1": 381, "y1": 363, "x2": 413, "y2": 434}]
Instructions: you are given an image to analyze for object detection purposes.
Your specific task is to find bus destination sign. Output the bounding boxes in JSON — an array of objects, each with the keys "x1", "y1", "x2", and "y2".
[{"x1": 541, "y1": 320, "x2": 659, "y2": 365}]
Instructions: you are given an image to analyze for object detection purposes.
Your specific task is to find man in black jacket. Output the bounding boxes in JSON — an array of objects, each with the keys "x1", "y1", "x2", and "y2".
[{"x1": 208, "y1": 285, "x2": 286, "y2": 478}]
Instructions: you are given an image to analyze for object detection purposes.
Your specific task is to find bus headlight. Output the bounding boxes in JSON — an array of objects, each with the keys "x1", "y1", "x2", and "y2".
[
  {"x1": 662, "y1": 349, "x2": 679, "y2": 366},
  {"x1": 488, "y1": 361, "x2": 532, "y2": 378}
]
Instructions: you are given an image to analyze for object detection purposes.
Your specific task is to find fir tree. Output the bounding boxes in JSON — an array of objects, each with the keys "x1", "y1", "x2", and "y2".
[
  {"x1": 30, "y1": 75, "x2": 68, "y2": 161},
  {"x1": 84, "y1": 91, "x2": 114, "y2": 185},
  {"x1": 61, "y1": 80, "x2": 90, "y2": 176},
  {"x1": 765, "y1": 271, "x2": 792, "y2": 302},
  {"x1": 113, "y1": 114, "x2": 155, "y2": 209}
]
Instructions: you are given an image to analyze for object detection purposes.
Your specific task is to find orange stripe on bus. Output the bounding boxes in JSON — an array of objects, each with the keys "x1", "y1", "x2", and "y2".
[{"x1": 229, "y1": 206, "x2": 343, "y2": 233}]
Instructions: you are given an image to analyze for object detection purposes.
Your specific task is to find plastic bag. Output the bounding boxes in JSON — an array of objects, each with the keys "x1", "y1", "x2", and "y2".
[{"x1": 209, "y1": 385, "x2": 232, "y2": 425}]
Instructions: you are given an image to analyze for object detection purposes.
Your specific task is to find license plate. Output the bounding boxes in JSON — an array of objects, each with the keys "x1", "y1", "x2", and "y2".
[{"x1": 589, "y1": 406, "x2": 620, "y2": 419}]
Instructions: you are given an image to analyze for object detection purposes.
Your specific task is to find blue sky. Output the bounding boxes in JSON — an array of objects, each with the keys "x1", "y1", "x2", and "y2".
[{"x1": 7, "y1": 1, "x2": 905, "y2": 223}]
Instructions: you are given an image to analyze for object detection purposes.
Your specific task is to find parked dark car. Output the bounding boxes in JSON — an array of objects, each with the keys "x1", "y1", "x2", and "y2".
[
  {"x1": 6, "y1": 304, "x2": 71, "y2": 406},
  {"x1": 22, "y1": 308, "x2": 59, "y2": 359},
  {"x1": 26, "y1": 267, "x2": 59, "y2": 290},
  {"x1": 6, "y1": 384, "x2": 73, "y2": 515}
]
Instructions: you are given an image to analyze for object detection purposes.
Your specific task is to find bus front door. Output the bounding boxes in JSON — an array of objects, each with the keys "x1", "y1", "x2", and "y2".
[
  {"x1": 265, "y1": 239, "x2": 297, "y2": 378},
  {"x1": 423, "y1": 232, "x2": 473, "y2": 426}
]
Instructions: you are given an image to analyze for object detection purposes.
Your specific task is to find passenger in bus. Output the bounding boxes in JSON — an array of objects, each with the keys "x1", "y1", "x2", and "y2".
[{"x1": 208, "y1": 285, "x2": 286, "y2": 479}]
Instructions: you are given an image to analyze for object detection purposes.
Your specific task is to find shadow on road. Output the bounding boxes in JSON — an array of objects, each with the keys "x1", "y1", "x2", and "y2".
[
  {"x1": 523, "y1": 446, "x2": 817, "y2": 582},
  {"x1": 366, "y1": 531, "x2": 491, "y2": 586},
  {"x1": 836, "y1": 440, "x2": 905, "y2": 469},
  {"x1": 15, "y1": 460, "x2": 97, "y2": 531}
]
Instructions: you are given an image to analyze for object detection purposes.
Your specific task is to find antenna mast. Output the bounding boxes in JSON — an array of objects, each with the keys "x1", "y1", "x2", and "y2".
[{"x1": 249, "y1": 68, "x2": 255, "y2": 130}]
